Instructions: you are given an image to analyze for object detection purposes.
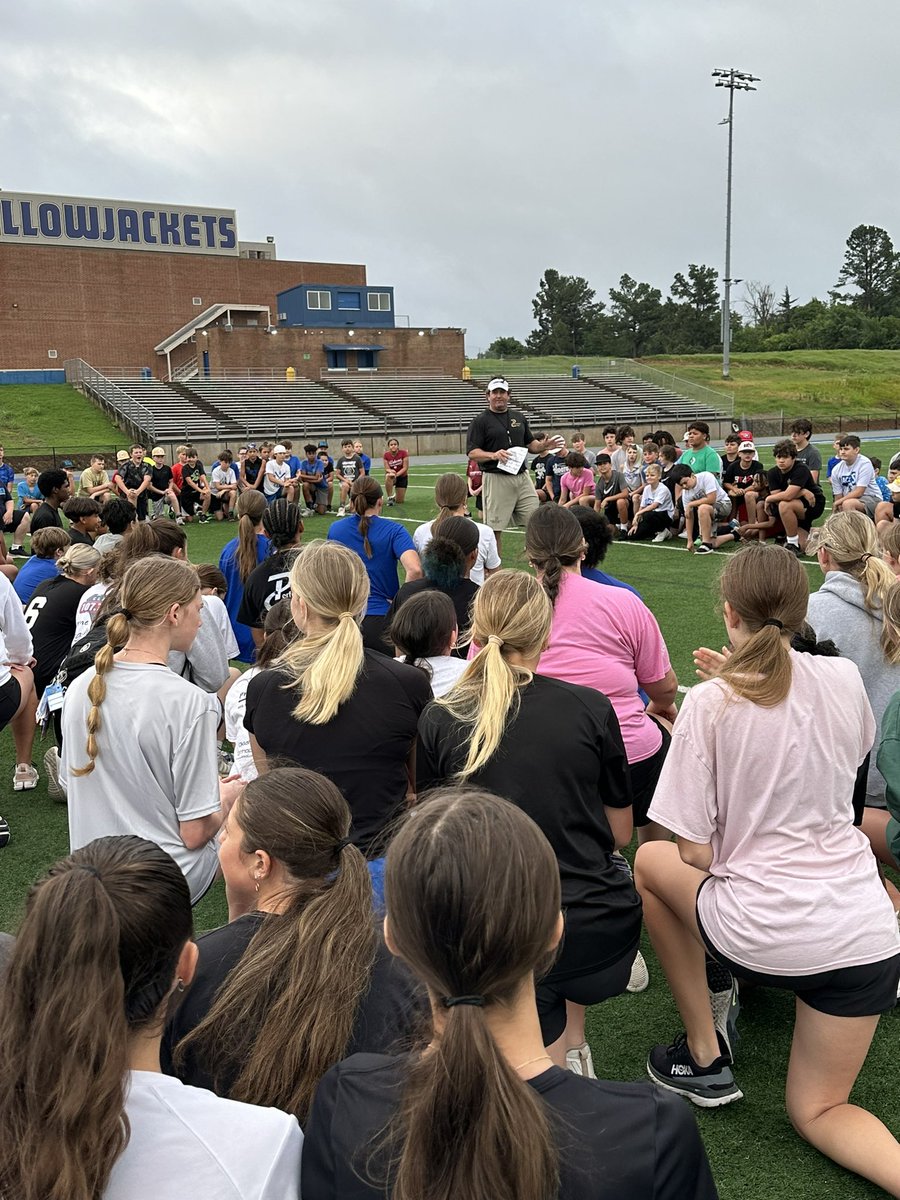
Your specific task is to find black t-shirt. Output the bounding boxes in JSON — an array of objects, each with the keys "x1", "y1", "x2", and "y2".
[
  {"x1": 29, "y1": 502, "x2": 63, "y2": 534},
  {"x1": 237, "y1": 550, "x2": 295, "y2": 628},
  {"x1": 722, "y1": 458, "x2": 764, "y2": 488},
  {"x1": 532, "y1": 452, "x2": 552, "y2": 487},
  {"x1": 417, "y1": 673, "x2": 642, "y2": 975},
  {"x1": 466, "y1": 407, "x2": 534, "y2": 474},
  {"x1": 67, "y1": 528, "x2": 95, "y2": 546},
  {"x1": 161, "y1": 912, "x2": 425, "y2": 1096},
  {"x1": 183, "y1": 463, "x2": 206, "y2": 491},
  {"x1": 244, "y1": 652, "x2": 432, "y2": 856},
  {"x1": 243, "y1": 456, "x2": 263, "y2": 484},
  {"x1": 302, "y1": 1054, "x2": 718, "y2": 1200},
  {"x1": 336, "y1": 454, "x2": 364, "y2": 482},
  {"x1": 121, "y1": 460, "x2": 151, "y2": 489},
  {"x1": 387, "y1": 577, "x2": 479, "y2": 653},
  {"x1": 149, "y1": 464, "x2": 173, "y2": 493},
  {"x1": 546, "y1": 454, "x2": 569, "y2": 498},
  {"x1": 24, "y1": 576, "x2": 88, "y2": 689},
  {"x1": 767, "y1": 461, "x2": 823, "y2": 499}
]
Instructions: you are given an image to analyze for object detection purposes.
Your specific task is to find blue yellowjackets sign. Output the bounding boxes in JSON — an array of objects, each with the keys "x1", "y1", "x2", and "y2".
[{"x1": 0, "y1": 191, "x2": 239, "y2": 255}]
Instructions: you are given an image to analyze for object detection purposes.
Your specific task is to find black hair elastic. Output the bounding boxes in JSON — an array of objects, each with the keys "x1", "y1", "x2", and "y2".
[
  {"x1": 763, "y1": 618, "x2": 784, "y2": 630},
  {"x1": 121, "y1": 609, "x2": 134, "y2": 621},
  {"x1": 334, "y1": 837, "x2": 351, "y2": 853},
  {"x1": 443, "y1": 994, "x2": 485, "y2": 1008}
]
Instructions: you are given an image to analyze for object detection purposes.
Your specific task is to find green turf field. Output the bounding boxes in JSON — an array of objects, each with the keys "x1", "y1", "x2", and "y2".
[{"x1": 0, "y1": 443, "x2": 896, "y2": 1200}]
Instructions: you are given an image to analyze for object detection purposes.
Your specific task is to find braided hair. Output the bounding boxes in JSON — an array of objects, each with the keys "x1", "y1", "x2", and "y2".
[{"x1": 262, "y1": 499, "x2": 304, "y2": 551}]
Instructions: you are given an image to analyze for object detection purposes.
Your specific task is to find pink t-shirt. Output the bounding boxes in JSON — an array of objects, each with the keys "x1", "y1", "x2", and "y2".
[
  {"x1": 649, "y1": 653, "x2": 900, "y2": 975},
  {"x1": 560, "y1": 471, "x2": 593, "y2": 499},
  {"x1": 537, "y1": 572, "x2": 671, "y2": 763}
]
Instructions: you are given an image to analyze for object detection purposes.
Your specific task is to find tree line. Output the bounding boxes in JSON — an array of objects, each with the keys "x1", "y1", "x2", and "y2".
[{"x1": 483, "y1": 225, "x2": 900, "y2": 359}]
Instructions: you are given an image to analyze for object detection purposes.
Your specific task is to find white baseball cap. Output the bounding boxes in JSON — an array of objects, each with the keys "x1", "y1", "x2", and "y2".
[
  {"x1": 487, "y1": 377, "x2": 510, "y2": 393},
  {"x1": 738, "y1": 441, "x2": 757, "y2": 454},
  {"x1": 273, "y1": 444, "x2": 287, "y2": 454}
]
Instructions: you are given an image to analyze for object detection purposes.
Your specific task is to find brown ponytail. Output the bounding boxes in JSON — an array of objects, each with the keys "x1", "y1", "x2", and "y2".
[
  {"x1": 350, "y1": 476, "x2": 383, "y2": 558},
  {"x1": 175, "y1": 768, "x2": 376, "y2": 1121},
  {"x1": 432, "y1": 473, "x2": 467, "y2": 532},
  {"x1": 236, "y1": 490, "x2": 268, "y2": 582},
  {"x1": 0, "y1": 835, "x2": 192, "y2": 1200},
  {"x1": 380, "y1": 789, "x2": 560, "y2": 1200},
  {"x1": 71, "y1": 557, "x2": 201, "y2": 775},
  {"x1": 524, "y1": 504, "x2": 583, "y2": 608},
  {"x1": 717, "y1": 543, "x2": 808, "y2": 707}
]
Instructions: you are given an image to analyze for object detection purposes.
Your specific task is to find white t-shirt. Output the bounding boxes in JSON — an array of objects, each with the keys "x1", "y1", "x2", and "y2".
[
  {"x1": 60, "y1": 662, "x2": 221, "y2": 902},
  {"x1": 224, "y1": 665, "x2": 260, "y2": 781},
  {"x1": 210, "y1": 465, "x2": 237, "y2": 495},
  {"x1": 829, "y1": 453, "x2": 882, "y2": 505},
  {"x1": 638, "y1": 482, "x2": 675, "y2": 517},
  {"x1": 0, "y1": 572, "x2": 32, "y2": 689},
  {"x1": 681, "y1": 471, "x2": 729, "y2": 509},
  {"x1": 264, "y1": 460, "x2": 290, "y2": 496},
  {"x1": 72, "y1": 581, "x2": 110, "y2": 643},
  {"x1": 395, "y1": 654, "x2": 467, "y2": 698},
  {"x1": 413, "y1": 518, "x2": 500, "y2": 586},
  {"x1": 648, "y1": 652, "x2": 900, "y2": 975},
  {"x1": 203, "y1": 594, "x2": 239, "y2": 659},
  {"x1": 105, "y1": 1070, "x2": 302, "y2": 1200}
]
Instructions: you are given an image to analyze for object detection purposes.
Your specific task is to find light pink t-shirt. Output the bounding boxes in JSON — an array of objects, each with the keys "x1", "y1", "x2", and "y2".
[
  {"x1": 649, "y1": 652, "x2": 900, "y2": 975},
  {"x1": 537, "y1": 571, "x2": 671, "y2": 763},
  {"x1": 560, "y1": 470, "x2": 593, "y2": 499}
]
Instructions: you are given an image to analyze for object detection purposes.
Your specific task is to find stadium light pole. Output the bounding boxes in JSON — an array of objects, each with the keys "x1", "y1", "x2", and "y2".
[{"x1": 712, "y1": 67, "x2": 759, "y2": 380}]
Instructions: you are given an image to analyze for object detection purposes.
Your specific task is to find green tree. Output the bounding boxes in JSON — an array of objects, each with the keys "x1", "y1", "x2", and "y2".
[
  {"x1": 528, "y1": 269, "x2": 604, "y2": 356},
  {"x1": 607, "y1": 274, "x2": 663, "y2": 357},
  {"x1": 835, "y1": 224, "x2": 897, "y2": 313},
  {"x1": 778, "y1": 286, "x2": 795, "y2": 330},
  {"x1": 663, "y1": 264, "x2": 720, "y2": 352},
  {"x1": 484, "y1": 336, "x2": 527, "y2": 357}
]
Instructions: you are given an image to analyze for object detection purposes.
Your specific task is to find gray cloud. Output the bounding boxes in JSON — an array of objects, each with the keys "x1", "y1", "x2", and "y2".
[{"x1": 3, "y1": 0, "x2": 898, "y2": 350}]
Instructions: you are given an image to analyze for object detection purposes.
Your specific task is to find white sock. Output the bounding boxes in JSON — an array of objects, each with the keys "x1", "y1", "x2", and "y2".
[{"x1": 786, "y1": 535, "x2": 799, "y2": 545}]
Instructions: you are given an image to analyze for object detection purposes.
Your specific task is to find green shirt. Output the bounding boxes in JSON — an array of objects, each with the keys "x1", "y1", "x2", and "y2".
[{"x1": 682, "y1": 445, "x2": 722, "y2": 478}]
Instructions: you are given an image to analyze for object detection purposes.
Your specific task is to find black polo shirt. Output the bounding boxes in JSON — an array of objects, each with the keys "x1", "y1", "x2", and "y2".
[{"x1": 466, "y1": 407, "x2": 534, "y2": 475}]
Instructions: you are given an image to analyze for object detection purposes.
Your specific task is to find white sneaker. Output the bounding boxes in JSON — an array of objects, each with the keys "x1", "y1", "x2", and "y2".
[
  {"x1": 43, "y1": 746, "x2": 66, "y2": 802},
  {"x1": 677, "y1": 529, "x2": 688, "y2": 538},
  {"x1": 652, "y1": 531, "x2": 668, "y2": 543},
  {"x1": 337, "y1": 505, "x2": 347, "y2": 517},
  {"x1": 626, "y1": 950, "x2": 650, "y2": 993},
  {"x1": 565, "y1": 1042, "x2": 596, "y2": 1078},
  {"x1": 13, "y1": 763, "x2": 38, "y2": 791}
]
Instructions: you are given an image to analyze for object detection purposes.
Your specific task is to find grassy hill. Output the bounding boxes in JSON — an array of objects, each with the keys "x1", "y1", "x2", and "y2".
[
  {"x1": 468, "y1": 350, "x2": 900, "y2": 425},
  {"x1": 0, "y1": 384, "x2": 124, "y2": 453}
]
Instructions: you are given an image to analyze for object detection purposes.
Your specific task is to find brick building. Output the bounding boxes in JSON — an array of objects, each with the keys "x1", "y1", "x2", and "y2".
[{"x1": 0, "y1": 190, "x2": 465, "y2": 377}]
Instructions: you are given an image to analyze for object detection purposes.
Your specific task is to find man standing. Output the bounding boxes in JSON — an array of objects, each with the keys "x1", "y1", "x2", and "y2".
[{"x1": 466, "y1": 377, "x2": 564, "y2": 552}]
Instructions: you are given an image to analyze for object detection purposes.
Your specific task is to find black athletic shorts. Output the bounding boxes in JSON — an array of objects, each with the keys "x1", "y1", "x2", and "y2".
[
  {"x1": 0, "y1": 675, "x2": 21, "y2": 730},
  {"x1": 536, "y1": 939, "x2": 639, "y2": 1045},
  {"x1": 393, "y1": 475, "x2": 408, "y2": 489},
  {"x1": 1, "y1": 508, "x2": 26, "y2": 532},
  {"x1": 630, "y1": 716, "x2": 672, "y2": 826},
  {"x1": 799, "y1": 492, "x2": 827, "y2": 531},
  {"x1": 695, "y1": 878, "x2": 900, "y2": 1017}
]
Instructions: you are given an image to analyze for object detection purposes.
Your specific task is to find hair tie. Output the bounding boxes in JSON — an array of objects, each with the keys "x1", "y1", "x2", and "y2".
[
  {"x1": 338, "y1": 611, "x2": 354, "y2": 620},
  {"x1": 763, "y1": 618, "x2": 784, "y2": 630},
  {"x1": 120, "y1": 609, "x2": 134, "y2": 621},
  {"x1": 443, "y1": 994, "x2": 485, "y2": 1008},
  {"x1": 334, "y1": 836, "x2": 351, "y2": 853},
  {"x1": 487, "y1": 634, "x2": 504, "y2": 647},
  {"x1": 861, "y1": 552, "x2": 874, "y2": 563}
]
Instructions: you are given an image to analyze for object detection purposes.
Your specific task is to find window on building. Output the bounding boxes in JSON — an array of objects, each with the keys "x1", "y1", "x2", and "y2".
[
  {"x1": 307, "y1": 291, "x2": 332, "y2": 310},
  {"x1": 368, "y1": 292, "x2": 392, "y2": 312},
  {"x1": 337, "y1": 291, "x2": 361, "y2": 310}
]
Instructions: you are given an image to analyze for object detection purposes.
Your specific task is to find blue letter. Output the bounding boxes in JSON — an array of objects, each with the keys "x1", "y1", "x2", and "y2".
[
  {"x1": 183, "y1": 213, "x2": 200, "y2": 247},
  {"x1": 117, "y1": 209, "x2": 140, "y2": 242},
  {"x1": 1, "y1": 200, "x2": 19, "y2": 236},
  {"x1": 200, "y1": 214, "x2": 217, "y2": 246},
  {"x1": 159, "y1": 211, "x2": 181, "y2": 245},
  {"x1": 38, "y1": 203, "x2": 62, "y2": 237},
  {"x1": 63, "y1": 204, "x2": 100, "y2": 240},
  {"x1": 218, "y1": 216, "x2": 236, "y2": 249},
  {"x1": 20, "y1": 202, "x2": 38, "y2": 236},
  {"x1": 101, "y1": 207, "x2": 117, "y2": 241},
  {"x1": 141, "y1": 210, "x2": 157, "y2": 244}
]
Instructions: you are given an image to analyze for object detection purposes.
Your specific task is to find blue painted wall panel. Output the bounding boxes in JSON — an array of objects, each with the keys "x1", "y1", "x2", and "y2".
[
  {"x1": 0, "y1": 370, "x2": 67, "y2": 384},
  {"x1": 277, "y1": 284, "x2": 395, "y2": 329}
]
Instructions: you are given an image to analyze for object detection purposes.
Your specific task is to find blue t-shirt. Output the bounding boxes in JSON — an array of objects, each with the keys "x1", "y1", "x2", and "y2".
[
  {"x1": 581, "y1": 565, "x2": 642, "y2": 599},
  {"x1": 826, "y1": 454, "x2": 840, "y2": 479},
  {"x1": 327, "y1": 515, "x2": 416, "y2": 615},
  {"x1": 17, "y1": 480, "x2": 41, "y2": 505},
  {"x1": 359, "y1": 453, "x2": 372, "y2": 475},
  {"x1": 301, "y1": 458, "x2": 326, "y2": 485},
  {"x1": 13, "y1": 556, "x2": 59, "y2": 604},
  {"x1": 0, "y1": 464, "x2": 14, "y2": 491},
  {"x1": 287, "y1": 455, "x2": 302, "y2": 477},
  {"x1": 219, "y1": 533, "x2": 271, "y2": 662}
]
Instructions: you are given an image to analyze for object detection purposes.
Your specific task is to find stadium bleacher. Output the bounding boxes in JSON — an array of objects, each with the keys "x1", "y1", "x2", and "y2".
[
  {"x1": 327, "y1": 373, "x2": 486, "y2": 432},
  {"x1": 185, "y1": 378, "x2": 384, "y2": 438}
]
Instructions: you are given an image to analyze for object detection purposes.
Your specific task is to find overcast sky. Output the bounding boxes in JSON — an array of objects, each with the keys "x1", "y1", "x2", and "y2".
[{"x1": 3, "y1": 0, "x2": 898, "y2": 352}]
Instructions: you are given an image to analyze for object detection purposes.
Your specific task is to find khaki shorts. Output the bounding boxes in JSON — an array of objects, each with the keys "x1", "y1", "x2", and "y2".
[{"x1": 482, "y1": 470, "x2": 540, "y2": 532}]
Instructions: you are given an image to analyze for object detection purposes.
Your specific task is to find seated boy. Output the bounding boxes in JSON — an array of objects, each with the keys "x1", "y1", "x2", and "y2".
[
  {"x1": 668, "y1": 463, "x2": 732, "y2": 554},
  {"x1": 559, "y1": 453, "x2": 595, "y2": 508},
  {"x1": 592, "y1": 453, "x2": 630, "y2": 529},
  {"x1": 210, "y1": 450, "x2": 239, "y2": 519},
  {"x1": 627, "y1": 463, "x2": 675, "y2": 541},
  {"x1": 763, "y1": 438, "x2": 825, "y2": 555}
]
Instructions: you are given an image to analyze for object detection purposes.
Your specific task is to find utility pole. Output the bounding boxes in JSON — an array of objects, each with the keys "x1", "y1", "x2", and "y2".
[{"x1": 712, "y1": 68, "x2": 759, "y2": 380}]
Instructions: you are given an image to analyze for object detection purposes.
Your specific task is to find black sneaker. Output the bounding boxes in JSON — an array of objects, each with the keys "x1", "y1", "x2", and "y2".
[
  {"x1": 785, "y1": 543, "x2": 801, "y2": 557},
  {"x1": 0, "y1": 814, "x2": 9, "y2": 848},
  {"x1": 706, "y1": 959, "x2": 740, "y2": 1058},
  {"x1": 647, "y1": 1031, "x2": 742, "y2": 1107},
  {"x1": 695, "y1": 543, "x2": 715, "y2": 554}
]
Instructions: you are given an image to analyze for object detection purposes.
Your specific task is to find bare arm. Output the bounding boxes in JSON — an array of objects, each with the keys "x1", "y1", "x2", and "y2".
[
  {"x1": 179, "y1": 811, "x2": 222, "y2": 850},
  {"x1": 400, "y1": 549, "x2": 423, "y2": 581},
  {"x1": 605, "y1": 804, "x2": 634, "y2": 850},
  {"x1": 677, "y1": 834, "x2": 713, "y2": 873}
]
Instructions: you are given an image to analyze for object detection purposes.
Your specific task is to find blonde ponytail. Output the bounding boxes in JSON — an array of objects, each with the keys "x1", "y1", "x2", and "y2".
[
  {"x1": 277, "y1": 542, "x2": 369, "y2": 725},
  {"x1": 437, "y1": 571, "x2": 552, "y2": 778},
  {"x1": 810, "y1": 510, "x2": 897, "y2": 614}
]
